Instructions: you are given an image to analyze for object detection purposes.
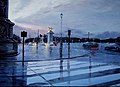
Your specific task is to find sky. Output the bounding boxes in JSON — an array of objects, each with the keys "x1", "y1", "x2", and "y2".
[{"x1": 9, "y1": 0, "x2": 120, "y2": 34}]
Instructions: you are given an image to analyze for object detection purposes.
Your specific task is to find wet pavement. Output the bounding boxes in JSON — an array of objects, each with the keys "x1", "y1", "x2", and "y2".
[
  {"x1": 0, "y1": 43, "x2": 120, "y2": 86},
  {"x1": 0, "y1": 57, "x2": 120, "y2": 86}
]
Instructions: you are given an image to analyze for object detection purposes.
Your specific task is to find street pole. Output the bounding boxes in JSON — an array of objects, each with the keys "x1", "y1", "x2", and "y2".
[
  {"x1": 88, "y1": 32, "x2": 90, "y2": 42},
  {"x1": 21, "y1": 31, "x2": 27, "y2": 66},
  {"x1": 68, "y1": 30, "x2": 71, "y2": 59},
  {"x1": 67, "y1": 30, "x2": 71, "y2": 85},
  {"x1": 22, "y1": 37, "x2": 25, "y2": 66},
  {"x1": 60, "y1": 13, "x2": 63, "y2": 79},
  {"x1": 60, "y1": 13, "x2": 63, "y2": 59}
]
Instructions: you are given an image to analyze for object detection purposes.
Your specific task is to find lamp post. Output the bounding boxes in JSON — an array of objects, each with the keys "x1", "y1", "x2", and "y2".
[
  {"x1": 60, "y1": 13, "x2": 63, "y2": 59},
  {"x1": 60, "y1": 13, "x2": 63, "y2": 79},
  {"x1": 60, "y1": 13, "x2": 63, "y2": 39}
]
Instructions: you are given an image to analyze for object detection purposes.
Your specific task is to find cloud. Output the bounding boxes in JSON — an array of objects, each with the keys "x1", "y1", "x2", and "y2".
[{"x1": 10, "y1": 0, "x2": 120, "y2": 35}]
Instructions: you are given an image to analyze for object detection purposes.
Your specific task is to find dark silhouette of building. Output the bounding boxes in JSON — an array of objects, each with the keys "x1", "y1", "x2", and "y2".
[{"x1": 0, "y1": 0, "x2": 18, "y2": 56}]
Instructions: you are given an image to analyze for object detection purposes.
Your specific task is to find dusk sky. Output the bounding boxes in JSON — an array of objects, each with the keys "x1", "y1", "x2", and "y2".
[{"x1": 9, "y1": 0, "x2": 120, "y2": 34}]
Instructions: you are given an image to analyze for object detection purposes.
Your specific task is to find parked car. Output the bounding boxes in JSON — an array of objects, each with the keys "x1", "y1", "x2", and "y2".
[
  {"x1": 83, "y1": 42, "x2": 99, "y2": 50},
  {"x1": 105, "y1": 44, "x2": 120, "y2": 52}
]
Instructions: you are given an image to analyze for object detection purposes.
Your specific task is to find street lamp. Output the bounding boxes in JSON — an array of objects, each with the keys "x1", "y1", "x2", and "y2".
[
  {"x1": 60, "y1": 13, "x2": 63, "y2": 38},
  {"x1": 60, "y1": 13, "x2": 63, "y2": 79},
  {"x1": 60, "y1": 13, "x2": 63, "y2": 59}
]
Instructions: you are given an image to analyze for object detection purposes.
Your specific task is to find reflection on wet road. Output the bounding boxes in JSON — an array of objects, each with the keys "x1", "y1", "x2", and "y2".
[{"x1": 0, "y1": 43, "x2": 120, "y2": 86}]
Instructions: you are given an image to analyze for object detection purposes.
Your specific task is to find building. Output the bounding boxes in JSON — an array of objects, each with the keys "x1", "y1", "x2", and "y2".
[{"x1": 47, "y1": 27, "x2": 54, "y2": 46}]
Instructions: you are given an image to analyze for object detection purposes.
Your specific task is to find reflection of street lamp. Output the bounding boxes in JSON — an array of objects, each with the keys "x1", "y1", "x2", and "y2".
[{"x1": 60, "y1": 13, "x2": 63, "y2": 59}]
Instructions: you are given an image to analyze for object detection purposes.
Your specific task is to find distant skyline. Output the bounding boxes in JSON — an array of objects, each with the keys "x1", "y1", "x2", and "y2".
[{"x1": 9, "y1": 0, "x2": 120, "y2": 34}]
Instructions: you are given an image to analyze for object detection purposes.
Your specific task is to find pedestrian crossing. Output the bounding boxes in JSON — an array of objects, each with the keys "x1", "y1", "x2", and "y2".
[
  {"x1": 0, "y1": 58, "x2": 120, "y2": 86},
  {"x1": 27, "y1": 59, "x2": 120, "y2": 86}
]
